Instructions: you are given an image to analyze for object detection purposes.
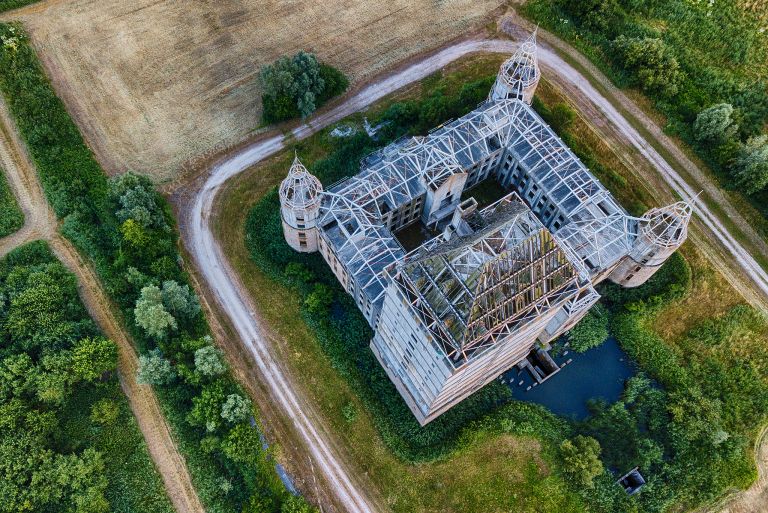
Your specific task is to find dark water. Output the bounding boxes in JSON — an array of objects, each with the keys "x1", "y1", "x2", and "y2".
[{"x1": 503, "y1": 337, "x2": 635, "y2": 420}]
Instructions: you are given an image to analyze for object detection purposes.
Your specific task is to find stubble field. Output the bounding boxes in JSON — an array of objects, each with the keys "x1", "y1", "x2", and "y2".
[{"x1": 7, "y1": 0, "x2": 504, "y2": 182}]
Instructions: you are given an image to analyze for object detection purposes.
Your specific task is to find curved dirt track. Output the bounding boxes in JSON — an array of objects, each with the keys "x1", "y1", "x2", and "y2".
[
  {"x1": 186, "y1": 30, "x2": 768, "y2": 513},
  {"x1": 0, "y1": 97, "x2": 204, "y2": 513}
]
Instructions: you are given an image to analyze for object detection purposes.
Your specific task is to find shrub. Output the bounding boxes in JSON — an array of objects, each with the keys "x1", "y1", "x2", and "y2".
[
  {"x1": 568, "y1": 304, "x2": 609, "y2": 353},
  {"x1": 90, "y1": 398, "x2": 120, "y2": 425},
  {"x1": 731, "y1": 135, "x2": 768, "y2": 194},
  {"x1": 559, "y1": 435, "x2": 604, "y2": 488},
  {"x1": 694, "y1": 103, "x2": 738, "y2": 144},
  {"x1": 136, "y1": 348, "x2": 175, "y2": 386},
  {"x1": 612, "y1": 36, "x2": 684, "y2": 97}
]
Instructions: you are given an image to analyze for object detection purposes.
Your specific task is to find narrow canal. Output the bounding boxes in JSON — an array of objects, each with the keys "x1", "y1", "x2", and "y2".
[{"x1": 502, "y1": 337, "x2": 635, "y2": 420}]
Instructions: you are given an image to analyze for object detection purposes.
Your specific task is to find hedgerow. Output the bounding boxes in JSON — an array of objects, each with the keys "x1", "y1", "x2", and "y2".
[{"x1": 0, "y1": 23, "x2": 308, "y2": 513}]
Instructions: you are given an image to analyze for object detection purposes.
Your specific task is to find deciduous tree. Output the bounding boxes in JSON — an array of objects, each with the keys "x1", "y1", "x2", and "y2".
[
  {"x1": 559, "y1": 435, "x2": 604, "y2": 488},
  {"x1": 194, "y1": 345, "x2": 227, "y2": 377},
  {"x1": 221, "y1": 393, "x2": 251, "y2": 424},
  {"x1": 694, "y1": 103, "x2": 739, "y2": 143},
  {"x1": 731, "y1": 135, "x2": 768, "y2": 194},
  {"x1": 137, "y1": 348, "x2": 175, "y2": 385},
  {"x1": 134, "y1": 285, "x2": 177, "y2": 338}
]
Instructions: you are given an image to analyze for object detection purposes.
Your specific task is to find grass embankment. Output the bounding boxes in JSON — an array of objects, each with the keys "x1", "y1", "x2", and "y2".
[
  {"x1": 1, "y1": 241, "x2": 173, "y2": 512},
  {"x1": 0, "y1": 22, "x2": 300, "y2": 512},
  {"x1": 0, "y1": 167, "x2": 23, "y2": 237},
  {"x1": 521, "y1": 0, "x2": 768, "y2": 259},
  {"x1": 221, "y1": 54, "x2": 768, "y2": 512}
]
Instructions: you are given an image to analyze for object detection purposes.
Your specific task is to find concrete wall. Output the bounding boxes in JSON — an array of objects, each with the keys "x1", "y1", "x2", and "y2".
[
  {"x1": 281, "y1": 201, "x2": 321, "y2": 253},
  {"x1": 608, "y1": 233, "x2": 678, "y2": 288}
]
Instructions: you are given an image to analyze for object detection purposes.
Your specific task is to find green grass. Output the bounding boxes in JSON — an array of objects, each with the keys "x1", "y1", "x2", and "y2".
[
  {"x1": 61, "y1": 385, "x2": 175, "y2": 513},
  {"x1": 220, "y1": 53, "x2": 768, "y2": 513},
  {"x1": 0, "y1": 166, "x2": 23, "y2": 237},
  {"x1": 0, "y1": 0, "x2": 37, "y2": 13},
  {"x1": 0, "y1": 22, "x2": 295, "y2": 512}
]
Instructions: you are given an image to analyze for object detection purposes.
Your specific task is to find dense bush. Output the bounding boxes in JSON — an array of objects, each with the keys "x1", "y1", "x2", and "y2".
[
  {"x1": 0, "y1": 23, "x2": 301, "y2": 512},
  {"x1": 568, "y1": 304, "x2": 609, "y2": 353},
  {"x1": 260, "y1": 51, "x2": 349, "y2": 123},
  {"x1": 0, "y1": 241, "x2": 173, "y2": 513},
  {"x1": 0, "y1": 169, "x2": 23, "y2": 238}
]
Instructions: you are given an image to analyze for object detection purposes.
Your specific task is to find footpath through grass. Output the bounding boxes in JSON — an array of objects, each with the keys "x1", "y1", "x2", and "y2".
[
  {"x1": 0, "y1": 166, "x2": 23, "y2": 237},
  {"x1": 222, "y1": 55, "x2": 768, "y2": 512}
]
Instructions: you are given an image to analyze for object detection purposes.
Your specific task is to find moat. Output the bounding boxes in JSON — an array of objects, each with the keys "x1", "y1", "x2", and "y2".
[{"x1": 503, "y1": 337, "x2": 635, "y2": 420}]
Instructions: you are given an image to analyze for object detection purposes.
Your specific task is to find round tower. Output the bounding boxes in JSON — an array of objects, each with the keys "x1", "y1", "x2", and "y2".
[
  {"x1": 609, "y1": 201, "x2": 693, "y2": 287},
  {"x1": 279, "y1": 155, "x2": 323, "y2": 252},
  {"x1": 489, "y1": 28, "x2": 540, "y2": 105}
]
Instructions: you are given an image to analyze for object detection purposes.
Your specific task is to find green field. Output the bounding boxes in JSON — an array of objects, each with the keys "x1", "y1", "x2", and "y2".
[
  {"x1": 0, "y1": 241, "x2": 173, "y2": 512},
  {"x1": 217, "y1": 55, "x2": 768, "y2": 512},
  {"x1": 0, "y1": 167, "x2": 23, "y2": 237}
]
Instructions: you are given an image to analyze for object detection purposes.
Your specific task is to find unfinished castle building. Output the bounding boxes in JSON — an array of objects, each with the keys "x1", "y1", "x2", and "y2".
[{"x1": 279, "y1": 31, "x2": 693, "y2": 426}]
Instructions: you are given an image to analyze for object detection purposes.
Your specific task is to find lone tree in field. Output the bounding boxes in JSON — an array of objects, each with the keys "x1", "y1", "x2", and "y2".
[
  {"x1": 694, "y1": 103, "x2": 739, "y2": 143},
  {"x1": 731, "y1": 135, "x2": 768, "y2": 194},
  {"x1": 260, "y1": 51, "x2": 348, "y2": 123}
]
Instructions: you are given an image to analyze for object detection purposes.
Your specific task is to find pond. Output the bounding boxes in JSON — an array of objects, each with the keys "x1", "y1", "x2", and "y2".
[{"x1": 502, "y1": 337, "x2": 635, "y2": 420}]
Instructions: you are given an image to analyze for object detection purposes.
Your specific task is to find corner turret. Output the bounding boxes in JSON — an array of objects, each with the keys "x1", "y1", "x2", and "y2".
[
  {"x1": 609, "y1": 201, "x2": 693, "y2": 287},
  {"x1": 279, "y1": 155, "x2": 323, "y2": 252},
  {"x1": 490, "y1": 28, "x2": 540, "y2": 105}
]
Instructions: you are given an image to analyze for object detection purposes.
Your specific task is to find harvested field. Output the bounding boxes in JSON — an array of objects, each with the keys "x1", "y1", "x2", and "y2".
[{"x1": 7, "y1": 0, "x2": 504, "y2": 182}]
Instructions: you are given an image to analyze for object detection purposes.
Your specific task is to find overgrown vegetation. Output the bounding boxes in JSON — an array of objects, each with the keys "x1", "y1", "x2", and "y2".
[
  {"x1": 522, "y1": 0, "x2": 768, "y2": 228},
  {"x1": 568, "y1": 304, "x2": 609, "y2": 353},
  {"x1": 245, "y1": 68, "x2": 768, "y2": 510},
  {"x1": 0, "y1": 23, "x2": 310, "y2": 513},
  {"x1": 0, "y1": 168, "x2": 23, "y2": 238},
  {"x1": 260, "y1": 51, "x2": 349, "y2": 123},
  {"x1": 0, "y1": 241, "x2": 173, "y2": 513}
]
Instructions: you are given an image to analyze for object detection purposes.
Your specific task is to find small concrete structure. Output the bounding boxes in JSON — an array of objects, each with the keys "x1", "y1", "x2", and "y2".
[{"x1": 617, "y1": 467, "x2": 646, "y2": 495}]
